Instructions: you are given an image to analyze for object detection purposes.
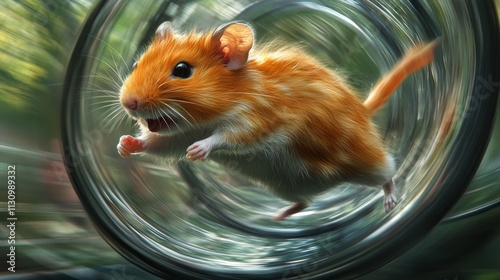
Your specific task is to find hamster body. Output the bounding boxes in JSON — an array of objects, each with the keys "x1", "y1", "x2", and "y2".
[{"x1": 117, "y1": 21, "x2": 438, "y2": 221}]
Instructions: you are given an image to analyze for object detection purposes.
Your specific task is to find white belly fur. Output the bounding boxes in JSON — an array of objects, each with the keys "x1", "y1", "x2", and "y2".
[{"x1": 210, "y1": 132, "x2": 396, "y2": 203}]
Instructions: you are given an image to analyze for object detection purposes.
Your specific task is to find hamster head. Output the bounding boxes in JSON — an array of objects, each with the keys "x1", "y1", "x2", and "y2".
[{"x1": 119, "y1": 21, "x2": 254, "y2": 135}]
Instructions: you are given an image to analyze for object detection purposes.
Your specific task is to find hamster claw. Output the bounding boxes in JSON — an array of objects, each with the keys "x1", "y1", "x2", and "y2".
[
  {"x1": 384, "y1": 193, "x2": 397, "y2": 212},
  {"x1": 186, "y1": 143, "x2": 210, "y2": 161},
  {"x1": 117, "y1": 135, "x2": 145, "y2": 158},
  {"x1": 187, "y1": 136, "x2": 223, "y2": 161},
  {"x1": 383, "y1": 179, "x2": 397, "y2": 212}
]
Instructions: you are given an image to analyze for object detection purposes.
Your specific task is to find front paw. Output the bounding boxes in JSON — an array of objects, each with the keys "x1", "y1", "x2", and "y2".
[
  {"x1": 117, "y1": 135, "x2": 145, "y2": 158},
  {"x1": 186, "y1": 141, "x2": 212, "y2": 161}
]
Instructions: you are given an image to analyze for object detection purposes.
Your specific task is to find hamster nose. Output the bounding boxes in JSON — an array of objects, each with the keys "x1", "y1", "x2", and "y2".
[{"x1": 123, "y1": 98, "x2": 138, "y2": 110}]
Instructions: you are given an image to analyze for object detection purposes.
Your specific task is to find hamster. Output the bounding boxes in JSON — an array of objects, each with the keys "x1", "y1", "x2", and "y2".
[{"x1": 117, "y1": 21, "x2": 438, "y2": 221}]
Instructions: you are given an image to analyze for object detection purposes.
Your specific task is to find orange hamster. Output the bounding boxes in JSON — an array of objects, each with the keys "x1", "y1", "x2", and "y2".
[{"x1": 117, "y1": 21, "x2": 438, "y2": 221}]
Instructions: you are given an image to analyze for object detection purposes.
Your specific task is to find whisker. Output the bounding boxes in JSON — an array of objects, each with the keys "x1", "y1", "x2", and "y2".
[
  {"x1": 155, "y1": 107, "x2": 172, "y2": 134},
  {"x1": 116, "y1": 110, "x2": 131, "y2": 129},
  {"x1": 158, "y1": 107, "x2": 182, "y2": 132},
  {"x1": 73, "y1": 34, "x2": 138, "y2": 133},
  {"x1": 169, "y1": 104, "x2": 197, "y2": 126},
  {"x1": 88, "y1": 100, "x2": 121, "y2": 106},
  {"x1": 83, "y1": 75, "x2": 120, "y2": 86},
  {"x1": 84, "y1": 92, "x2": 119, "y2": 99},
  {"x1": 161, "y1": 101, "x2": 195, "y2": 128},
  {"x1": 89, "y1": 103, "x2": 121, "y2": 114},
  {"x1": 156, "y1": 76, "x2": 164, "y2": 88},
  {"x1": 104, "y1": 105, "x2": 125, "y2": 122},
  {"x1": 102, "y1": 107, "x2": 129, "y2": 131},
  {"x1": 82, "y1": 33, "x2": 132, "y2": 74},
  {"x1": 84, "y1": 72, "x2": 123, "y2": 87},
  {"x1": 157, "y1": 98, "x2": 199, "y2": 126},
  {"x1": 80, "y1": 54, "x2": 126, "y2": 86},
  {"x1": 159, "y1": 97, "x2": 198, "y2": 106}
]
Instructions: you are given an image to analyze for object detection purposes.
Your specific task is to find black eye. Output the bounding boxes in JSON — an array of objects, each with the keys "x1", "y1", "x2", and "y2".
[
  {"x1": 132, "y1": 61, "x2": 138, "y2": 70},
  {"x1": 172, "y1": 62, "x2": 193, "y2": 78}
]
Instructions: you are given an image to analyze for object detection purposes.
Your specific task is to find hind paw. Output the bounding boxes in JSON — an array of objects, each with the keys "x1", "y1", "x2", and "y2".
[{"x1": 383, "y1": 179, "x2": 397, "y2": 212}]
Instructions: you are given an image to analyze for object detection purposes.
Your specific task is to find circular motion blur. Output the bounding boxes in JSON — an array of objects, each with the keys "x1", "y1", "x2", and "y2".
[{"x1": 60, "y1": 0, "x2": 499, "y2": 279}]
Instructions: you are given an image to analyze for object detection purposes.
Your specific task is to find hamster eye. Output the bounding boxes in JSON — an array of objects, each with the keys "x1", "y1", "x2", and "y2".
[
  {"x1": 172, "y1": 62, "x2": 193, "y2": 79},
  {"x1": 132, "y1": 61, "x2": 138, "y2": 70}
]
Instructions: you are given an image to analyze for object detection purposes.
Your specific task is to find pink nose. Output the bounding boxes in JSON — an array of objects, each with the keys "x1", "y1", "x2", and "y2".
[{"x1": 123, "y1": 98, "x2": 138, "y2": 110}]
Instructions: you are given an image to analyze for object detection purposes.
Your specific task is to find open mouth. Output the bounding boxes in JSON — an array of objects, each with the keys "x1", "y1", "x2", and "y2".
[{"x1": 146, "y1": 116, "x2": 176, "y2": 132}]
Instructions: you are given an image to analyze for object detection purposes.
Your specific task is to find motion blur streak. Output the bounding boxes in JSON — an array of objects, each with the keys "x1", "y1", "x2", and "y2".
[{"x1": 1, "y1": 1, "x2": 499, "y2": 279}]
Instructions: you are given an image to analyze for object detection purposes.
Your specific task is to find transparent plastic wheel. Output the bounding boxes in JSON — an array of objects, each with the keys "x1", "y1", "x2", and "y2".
[{"x1": 61, "y1": 1, "x2": 499, "y2": 279}]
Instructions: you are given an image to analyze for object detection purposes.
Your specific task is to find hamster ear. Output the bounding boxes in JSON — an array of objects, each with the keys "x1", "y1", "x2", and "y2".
[
  {"x1": 155, "y1": 21, "x2": 174, "y2": 39},
  {"x1": 212, "y1": 22, "x2": 253, "y2": 70}
]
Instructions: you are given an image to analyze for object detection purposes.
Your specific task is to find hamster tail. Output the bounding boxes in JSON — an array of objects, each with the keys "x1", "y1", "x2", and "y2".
[{"x1": 363, "y1": 39, "x2": 440, "y2": 115}]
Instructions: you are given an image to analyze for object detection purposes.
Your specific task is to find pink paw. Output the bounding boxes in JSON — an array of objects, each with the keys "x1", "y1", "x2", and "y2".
[
  {"x1": 117, "y1": 135, "x2": 145, "y2": 158},
  {"x1": 186, "y1": 141, "x2": 211, "y2": 161}
]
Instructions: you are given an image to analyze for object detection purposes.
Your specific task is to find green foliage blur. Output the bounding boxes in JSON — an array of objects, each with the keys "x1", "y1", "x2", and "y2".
[{"x1": 0, "y1": 1, "x2": 89, "y2": 147}]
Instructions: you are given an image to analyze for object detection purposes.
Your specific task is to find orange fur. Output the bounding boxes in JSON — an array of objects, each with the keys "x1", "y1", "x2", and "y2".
[
  {"x1": 364, "y1": 40, "x2": 439, "y2": 114},
  {"x1": 118, "y1": 21, "x2": 438, "y2": 219},
  {"x1": 121, "y1": 32, "x2": 236, "y2": 123},
  {"x1": 121, "y1": 27, "x2": 436, "y2": 177},
  {"x1": 243, "y1": 51, "x2": 388, "y2": 177}
]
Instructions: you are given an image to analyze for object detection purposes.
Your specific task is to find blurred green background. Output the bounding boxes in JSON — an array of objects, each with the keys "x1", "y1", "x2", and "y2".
[{"x1": 0, "y1": 0, "x2": 127, "y2": 275}]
